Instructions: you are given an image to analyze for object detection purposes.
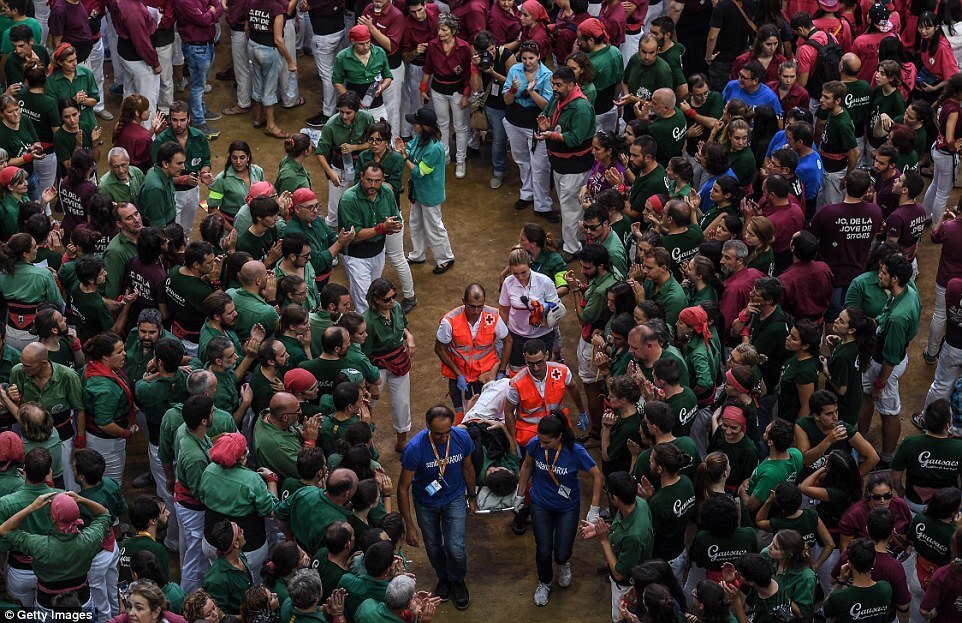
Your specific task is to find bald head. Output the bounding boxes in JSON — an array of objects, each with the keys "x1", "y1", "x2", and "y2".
[
  {"x1": 653, "y1": 88, "x2": 676, "y2": 110},
  {"x1": 21, "y1": 343, "x2": 48, "y2": 366},
  {"x1": 840, "y1": 53, "x2": 861, "y2": 77},
  {"x1": 269, "y1": 392, "x2": 300, "y2": 426},
  {"x1": 187, "y1": 369, "x2": 217, "y2": 397},
  {"x1": 239, "y1": 261, "x2": 267, "y2": 287},
  {"x1": 327, "y1": 468, "x2": 359, "y2": 502}
]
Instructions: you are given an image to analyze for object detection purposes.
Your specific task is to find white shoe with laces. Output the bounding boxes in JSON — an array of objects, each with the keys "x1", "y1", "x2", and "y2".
[
  {"x1": 455, "y1": 161, "x2": 466, "y2": 178},
  {"x1": 533, "y1": 583, "x2": 550, "y2": 606},
  {"x1": 557, "y1": 562, "x2": 572, "y2": 588}
]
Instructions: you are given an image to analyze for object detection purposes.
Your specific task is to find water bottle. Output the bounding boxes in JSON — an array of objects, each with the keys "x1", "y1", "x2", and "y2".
[
  {"x1": 362, "y1": 74, "x2": 381, "y2": 108},
  {"x1": 285, "y1": 71, "x2": 298, "y2": 104},
  {"x1": 342, "y1": 155, "x2": 355, "y2": 186}
]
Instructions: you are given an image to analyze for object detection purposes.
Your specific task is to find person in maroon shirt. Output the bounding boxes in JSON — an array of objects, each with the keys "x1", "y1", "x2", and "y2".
[
  {"x1": 400, "y1": 0, "x2": 439, "y2": 137},
  {"x1": 111, "y1": 0, "x2": 161, "y2": 120},
  {"x1": 831, "y1": 507, "x2": 912, "y2": 621},
  {"x1": 518, "y1": 0, "x2": 551, "y2": 61},
  {"x1": 806, "y1": 169, "x2": 883, "y2": 321},
  {"x1": 127, "y1": 226, "x2": 171, "y2": 321},
  {"x1": 487, "y1": 0, "x2": 521, "y2": 46},
  {"x1": 551, "y1": 0, "x2": 591, "y2": 65},
  {"x1": 174, "y1": 0, "x2": 224, "y2": 135},
  {"x1": 767, "y1": 60, "x2": 811, "y2": 114},
  {"x1": 778, "y1": 230, "x2": 834, "y2": 322},
  {"x1": 719, "y1": 239, "x2": 765, "y2": 340},
  {"x1": 872, "y1": 144, "x2": 901, "y2": 217},
  {"x1": 884, "y1": 171, "x2": 926, "y2": 264},
  {"x1": 920, "y1": 531, "x2": 962, "y2": 623},
  {"x1": 598, "y1": 0, "x2": 626, "y2": 47},
  {"x1": 359, "y1": 0, "x2": 406, "y2": 138},
  {"x1": 449, "y1": 0, "x2": 487, "y2": 43},
  {"x1": 421, "y1": 12, "x2": 475, "y2": 177},
  {"x1": 837, "y1": 473, "x2": 913, "y2": 549},
  {"x1": 146, "y1": 0, "x2": 177, "y2": 116},
  {"x1": 223, "y1": 0, "x2": 253, "y2": 117},
  {"x1": 753, "y1": 174, "x2": 804, "y2": 276},
  {"x1": 924, "y1": 202, "x2": 962, "y2": 363},
  {"x1": 49, "y1": 0, "x2": 94, "y2": 61}
]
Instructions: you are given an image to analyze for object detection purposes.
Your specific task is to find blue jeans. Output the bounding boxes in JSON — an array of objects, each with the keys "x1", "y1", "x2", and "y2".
[
  {"x1": 485, "y1": 106, "x2": 507, "y2": 176},
  {"x1": 184, "y1": 42, "x2": 214, "y2": 124},
  {"x1": 825, "y1": 285, "x2": 847, "y2": 323},
  {"x1": 530, "y1": 502, "x2": 580, "y2": 584},
  {"x1": 247, "y1": 40, "x2": 282, "y2": 107},
  {"x1": 413, "y1": 497, "x2": 467, "y2": 582}
]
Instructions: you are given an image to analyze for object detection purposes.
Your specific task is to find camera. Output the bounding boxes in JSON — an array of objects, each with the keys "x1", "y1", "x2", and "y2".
[{"x1": 479, "y1": 50, "x2": 493, "y2": 71}]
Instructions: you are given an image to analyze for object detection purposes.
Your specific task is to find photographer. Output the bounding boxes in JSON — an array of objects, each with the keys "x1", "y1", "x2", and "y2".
[{"x1": 470, "y1": 31, "x2": 515, "y2": 191}]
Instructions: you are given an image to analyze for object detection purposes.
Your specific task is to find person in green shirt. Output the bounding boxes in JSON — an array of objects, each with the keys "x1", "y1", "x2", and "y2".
[
  {"x1": 119, "y1": 495, "x2": 170, "y2": 584},
  {"x1": 653, "y1": 357, "x2": 699, "y2": 439},
  {"x1": 891, "y1": 400, "x2": 962, "y2": 513},
  {"x1": 150, "y1": 102, "x2": 214, "y2": 232},
  {"x1": 19, "y1": 403, "x2": 65, "y2": 487},
  {"x1": 619, "y1": 34, "x2": 674, "y2": 122},
  {"x1": 689, "y1": 494, "x2": 759, "y2": 583},
  {"x1": 98, "y1": 149, "x2": 145, "y2": 205},
  {"x1": 316, "y1": 93, "x2": 375, "y2": 230},
  {"x1": 641, "y1": 247, "x2": 687, "y2": 326},
  {"x1": 582, "y1": 471, "x2": 653, "y2": 622},
  {"x1": 278, "y1": 567, "x2": 348, "y2": 623},
  {"x1": 862, "y1": 254, "x2": 920, "y2": 467},
  {"x1": 208, "y1": 143, "x2": 267, "y2": 223},
  {"x1": 253, "y1": 392, "x2": 321, "y2": 483},
  {"x1": 202, "y1": 519, "x2": 255, "y2": 616},
  {"x1": 563, "y1": 243, "x2": 616, "y2": 438},
  {"x1": 638, "y1": 88, "x2": 686, "y2": 166},
  {"x1": 638, "y1": 442, "x2": 695, "y2": 566},
  {"x1": 0, "y1": 431, "x2": 24, "y2": 497},
  {"x1": 138, "y1": 142, "x2": 184, "y2": 227},
  {"x1": 275, "y1": 468, "x2": 357, "y2": 554},
  {"x1": 4, "y1": 24, "x2": 47, "y2": 85},
  {"x1": 70, "y1": 255, "x2": 137, "y2": 344},
  {"x1": 823, "y1": 539, "x2": 893, "y2": 623},
  {"x1": 275, "y1": 235, "x2": 321, "y2": 315},
  {"x1": 600, "y1": 375, "x2": 642, "y2": 475},
  {"x1": 0, "y1": 233, "x2": 63, "y2": 349},
  {"x1": 741, "y1": 418, "x2": 804, "y2": 514},
  {"x1": 795, "y1": 390, "x2": 878, "y2": 478},
  {"x1": 285, "y1": 189, "x2": 352, "y2": 290},
  {"x1": 276, "y1": 133, "x2": 313, "y2": 195},
  {"x1": 337, "y1": 539, "x2": 396, "y2": 620},
  {"x1": 236, "y1": 195, "x2": 283, "y2": 266},
  {"x1": 230, "y1": 260, "x2": 280, "y2": 341},
  {"x1": 816, "y1": 81, "x2": 859, "y2": 206},
  {"x1": 318, "y1": 382, "x2": 373, "y2": 457},
  {"x1": 134, "y1": 336, "x2": 189, "y2": 489},
  {"x1": 648, "y1": 17, "x2": 687, "y2": 96},
  {"x1": 578, "y1": 19, "x2": 622, "y2": 132},
  {"x1": 726, "y1": 552, "x2": 794, "y2": 623},
  {"x1": 676, "y1": 305, "x2": 721, "y2": 408},
  {"x1": 45, "y1": 46, "x2": 98, "y2": 128},
  {"x1": 580, "y1": 204, "x2": 627, "y2": 279},
  {"x1": 355, "y1": 575, "x2": 437, "y2": 623},
  {"x1": 52, "y1": 100, "x2": 99, "y2": 169},
  {"x1": 776, "y1": 320, "x2": 821, "y2": 422},
  {"x1": 623, "y1": 136, "x2": 670, "y2": 220},
  {"x1": 198, "y1": 432, "x2": 280, "y2": 584},
  {"x1": 0, "y1": 490, "x2": 110, "y2": 611},
  {"x1": 866, "y1": 61, "x2": 905, "y2": 150},
  {"x1": 822, "y1": 308, "x2": 873, "y2": 426},
  {"x1": 103, "y1": 203, "x2": 142, "y2": 300}
]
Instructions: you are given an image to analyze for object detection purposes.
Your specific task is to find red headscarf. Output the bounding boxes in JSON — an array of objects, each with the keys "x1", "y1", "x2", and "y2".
[
  {"x1": 678, "y1": 306, "x2": 712, "y2": 352},
  {"x1": 721, "y1": 405, "x2": 748, "y2": 429},
  {"x1": 210, "y1": 433, "x2": 247, "y2": 468},
  {"x1": 51, "y1": 493, "x2": 83, "y2": 534}
]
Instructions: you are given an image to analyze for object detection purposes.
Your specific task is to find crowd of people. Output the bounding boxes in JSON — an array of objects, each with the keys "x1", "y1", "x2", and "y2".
[{"x1": 0, "y1": 0, "x2": 959, "y2": 620}]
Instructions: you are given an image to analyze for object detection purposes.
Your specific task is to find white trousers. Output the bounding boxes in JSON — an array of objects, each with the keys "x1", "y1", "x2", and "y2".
[
  {"x1": 324, "y1": 169, "x2": 348, "y2": 229},
  {"x1": 382, "y1": 63, "x2": 405, "y2": 135},
  {"x1": 385, "y1": 229, "x2": 415, "y2": 299},
  {"x1": 34, "y1": 151, "x2": 57, "y2": 198},
  {"x1": 87, "y1": 542, "x2": 119, "y2": 623},
  {"x1": 431, "y1": 90, "x2": 469, "y2": 163},
  {"x1": 620, "y1": 31, "x2": 643, "y2": 69},
  {"x1": 310, "y1": 32, "x2": 342, "y2": 117},
  {"x1": 503, "y1": 118, "x2": 552, "y2": 213},
  {"x1": 926, "y1": 283, "x2": 947, "y2": 358},
  {"x1": 408, "y1": 201, "x2": 454, "y2": 266},
  {"x1": 923, "y1": 146, "x2": 957, "y2": 223},
  {"x1": 378, "y1": 368, "x2": 412, "y2": 433},
  {"x1": 79, "y1": 39, "x2": 106, "y2": 113},
  {"x1": 86, "y1": 434, "x2": 126, "y2": 486},
  {"x1": 342, "y1": 252, "x2": 386, "y2": 314},
  {"x1": 120, "y1": 58, "x2": 160, "y2": 122},
  {"x1": 401, "y1": 63, "x2": 425, "y2": 137},
  {"x1": 555, "y1": 170, "x2": 590, "y2": 254},
  {"x1": 104, "y1": 14, "x2": 126, "y2": 86},
  {"x1": 156, "y1": 43, "x2": 174, "y2": 114},
  {"x1": 861, "y1": 356, "x2": 909, "y2": 417},
  {"x1": 33, "y1": 0, "x2": 50, "y2": 52},
  {"x1": 231, "y1": 29, "x2": 253, "y2": 109},
  {"x1": 277, "y1": 20, "x2": 299, "y2": 108},
  {"x1": 295, "y1": 10, "x2": 313, "y2": 51},
  {"x1": 610, "y1": 577, "x2": 630, "y2": 623},
  {"x1": 61, "y1": 436, "x2": 78, "y2": 492},
  {"x1": 5, "y1": 326, "x2": 37, "y2": 351},
  {"x1": 175, "y1": 187, "x2": 200, "y2": 235},
  {"x1": 923, "y1": 341, "x2": 962, "y2": 409},
  {"x1": 6, "y1": 565, "x2": 36, "y2": 608},
  {"x1": 176, "y1": 502, "x2": 209, "y2": 594},
  {"x1": 148, "y1": 442, "x2": 179, "y2": 549}
]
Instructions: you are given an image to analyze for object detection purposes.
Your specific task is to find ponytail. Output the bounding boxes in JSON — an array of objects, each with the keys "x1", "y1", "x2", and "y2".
[
  {"x1": 537, "y1": 410, "x2": 575, "y2": 450},
  {"x1": 0, "y1": 233, "x2": 32, "y2": 274}
]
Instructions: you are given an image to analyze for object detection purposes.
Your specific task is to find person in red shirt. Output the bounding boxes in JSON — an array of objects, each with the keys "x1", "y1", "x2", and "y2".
[
  {"x1": 598, "y1": 0, "x2": 626, "y2": 47},
  {"x1": 849, "y1": 4, "x2": 898, "y2": 83},
  {"x1": 487, "y1": 0, "x2": 521, "y2": 46},
  {"x1": 449, "y1": 0, "x2": 487, "y2": 43},
  {"x1": 767, "y1": 59, "x2": 811, "y2": 113},
  {"x1": 400, "y1": 0, "x2": 440, "y2": 137},
  {"x1": 778, "y1": 230, "x2": 834, "y2": 322},
  {"x1": 731, "y1": 25, "x2": 786, "y2": 85},
  {"x1": 550, "y1": 0, "x2": 591, "y2": 65},
  {"x1": 755, "y1": 172, "x2": 805, "y2": 275},
  {"x1": 421, "y1": 12, "x2": 475, "y2": 178},
  {"x1": 812, "y1": 0, "x2": 854, "y2": 51},
  {"x1": 518, "y1": 1, "x2": 551, "y2": 61},
  {"x1": 916, "y1": 11, "x2": 961, "y2": 98},
  {"x1": 719, "y1": 239, "x2": 765, "y2": 339},
  {"x1": 110, "y1": 0, "x2": 161, "y2": 119}
]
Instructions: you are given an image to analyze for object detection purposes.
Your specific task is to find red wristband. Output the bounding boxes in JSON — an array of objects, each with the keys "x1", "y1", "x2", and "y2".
[
  {"x1": 508, "y1": 86, "x2": 518, "y2": 94},
  {"x1": 684, "y1": 107, "x2": 697, "y2": 119},
  {"x1": 737, "y1": 309, "x2": 752, "y2": 323},
  {"x1": 264, "y1": 472, "x2": 278, "y2": 483},
  {"x1": 374, "y1": 223, "x2": 387, "y2": 235},
  {"x1": 873, "y1": 377, "x2": 887, "y2": 390},
  {"x1": 121, "y1": 428, "x2": 133, "y2": 440},
  {"x1": 73, "y1": 434, "x2": 86, "y2": 449},
  {"x1": 419, "y1": 82, "x2": 429, "y2": 93},
  {"x1": 70, "y1": 338, "x2": 82, "y2": 352},
  {"x1": 22, "y1": 152, "x2": 32, "y2": 164},
  {"x1": 302, "y1": 439, "x2": 315, "y2": 448}
]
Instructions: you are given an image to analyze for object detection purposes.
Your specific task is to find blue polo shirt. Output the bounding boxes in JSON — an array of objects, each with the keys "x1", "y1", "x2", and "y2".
[
  {"x1": 401, "y1": 427, "x2": 474, "y2": 507},
  {"x1": 721, "y1": 81, "x2": 783, "y2": 115},
  {"x1": 698, "y1": 168, "x2": 737, "y2": 215},
  {"x1": 525, "y1": 437, "x2": 596, "y2": 512},
  {"x1": 796, "y1": 151, "x2": 824, "y2": 200}
]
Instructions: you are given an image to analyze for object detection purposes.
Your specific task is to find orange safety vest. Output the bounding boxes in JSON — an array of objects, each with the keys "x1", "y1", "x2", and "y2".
[
  {"x1": 509, "y1": 362, "x2": 569, "y2": 445},
  {"x1": 439, "y1": 305, "x2": 501, "y2": 382}
]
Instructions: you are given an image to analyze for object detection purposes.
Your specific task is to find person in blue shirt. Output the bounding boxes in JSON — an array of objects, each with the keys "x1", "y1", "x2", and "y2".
[
  {"x1": 514, "y1": 412, "x2": 603, "y2": 607},
  {"x1": 785, "y1": 120, "x2": 824, "y2": 218},
  {"x1": 397, "y1": 405, "x2": 476, "y2": 611},
  {"x1": 765, "y1": 106, "x2": 815, "y2": 159},
  {"x1": 721, "y1": 61, "x2": 784, "y2": 115}
]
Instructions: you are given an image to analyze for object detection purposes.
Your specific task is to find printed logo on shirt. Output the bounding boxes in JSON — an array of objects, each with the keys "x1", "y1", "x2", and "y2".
[
  {"x1": 678, "y1": 406, "x2": 696, "y2": 426},
  {"x1": 672, "y1": 125, "x2": 685, "y2": 141},
  {"x1": 844, "y1": 93, "x2": 870, "y2": 110},
  {"x1": 849, "y1": 603, "x2": 889, "y2": 621},
  {"x1": 535, "y1": 458, "x2": 571, "y2": 476},
  {"x1": 707, "y1": 544, "x2": 750, "y2": 562},
  {"x1": 832, "y1": 217, "x2": 876, "y2": 244},
  {"x1": 917, "y1": 450, "x2": 959, "y2": 472},
  {"x1": 915, "y1": 521, "x2": 949, "y2": 556},
  {"x1": 672, "y1": 495, "x2": 694, "y2": 518},
  {"x1": 550, "y1": 368, "x2": 564, "y2": 381},
  {"x1": 425, "y1": 453, "x2": 463, "y2": 469},
  {"x1": 949, "y1": 304, "x2": 962, "y2": 328}
]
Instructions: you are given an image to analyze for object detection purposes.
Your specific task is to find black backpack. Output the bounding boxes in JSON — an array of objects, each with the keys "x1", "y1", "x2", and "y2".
[{"x1": 804, "y1": 30, "x2": 843, "y2": 100}]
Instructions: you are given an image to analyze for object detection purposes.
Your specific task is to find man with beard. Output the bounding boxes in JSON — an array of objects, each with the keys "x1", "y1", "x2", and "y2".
[
  {"x1": 537, "y1": 66, "x2": 596, "y2": 259},
  {"x1": 859, "y1": 254, "x2": 920, "y2": 469},
  {"x1": 150, "y1": 101, "x2": 215, "y2": 231},
  {"x1": 576, "y1": 18, "x2": 623, "y2": 133},
  {"x1": 124, "y1": 308, "x2": 179, "y2": 383},
  {"x1": 97, "y1": 147, "x2": 145, "y2": 205},
  {"x1": 718, "y1": 240, "x2": 764, "y2": 340},
  {"x1": 103, "y1": 202, "x2": 142, "y2": 300},
  {"x1": 580, "y1": 204, "x2": 627, "y2": 279},
  {"x1": 624, "y1": 135, "x2": 669, "y2": 220},
  {"x1": 166, "y1": 241, "x2": 221, "y2": 356},
  {"x1": 34, "y1": 306, "x2": 84, "y2": 369},
  {"x1": 618, "y1": 34, "x2": 673, "y2": 123}
]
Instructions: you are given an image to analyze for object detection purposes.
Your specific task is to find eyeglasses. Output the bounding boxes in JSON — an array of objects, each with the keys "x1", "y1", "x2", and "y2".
[
  {"x1": 369, "y1": 137, "x2": 385, "y2": 143},
  {"x1": 581, "y1": 220, "x2": 603, "y2": 231},
  {"x1": 869, "y1": 492, "x2": 894, "y2": 501},
  {"x1": 298, "y1": 203, "x2": 320, "y2": 211},
  {"x1": 525, "y1": 358, "x2": 547, "y2": 368},
  {"x1": 297, "y1": 251, "x2": 312, "y2": 259},
  {"x1": 738, "y1": 73, "x2": 756, "y2": 82},
  {"x1": 281, "y1": 409, "x2": 304, "y2": 417},
  {"x1": 293, "y1": 289, "x2": 308, "y2": 297}
]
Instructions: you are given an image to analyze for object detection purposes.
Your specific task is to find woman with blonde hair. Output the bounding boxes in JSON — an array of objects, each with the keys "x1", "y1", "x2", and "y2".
[
  {"x1": 498, "y1": 246, "x2": 560, "y2": 373},
  {"x1": 744, "y1": 216, "x2": 775, "y2": 276},
  {"x1": 106, "y1": 580, "x2": 182, "y2": 623}
]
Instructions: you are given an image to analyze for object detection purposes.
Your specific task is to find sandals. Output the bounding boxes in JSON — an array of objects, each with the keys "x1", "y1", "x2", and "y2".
[
  {"x1": 252, "y1": 120, "x2": 266, "y2": 129},
  {"x1": 432, "y1": 260, "x2": 455, "y2": 275},
  {"x1": 223, "y1": 106, "x2": 250, "y2": 115},
  {"x1": 283, "y1": 97, "x2": 306, "y2": 109},
  {"x1": 264, "y1": 127, "x2": 289, "y2": 139}
]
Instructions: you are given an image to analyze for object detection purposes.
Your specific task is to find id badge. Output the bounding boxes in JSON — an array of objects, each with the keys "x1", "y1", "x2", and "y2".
[
  {"x1": 557, "y1": 485, "x2": 571, "y2": 499},
  {"x1": 425, "y1": 479, "x2": 443, "y2": 496},
  {"x1": 490, "y1": 81, "x2": 502, "y2": 97}
]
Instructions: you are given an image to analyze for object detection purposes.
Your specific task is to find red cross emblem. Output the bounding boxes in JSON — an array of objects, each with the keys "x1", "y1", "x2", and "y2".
[
  {"x1": 483, "y1": 313, "x2": 495, "y2": 326},
  {"x1": 550, "y1": 368, "x2": 563, "y2": 381}
]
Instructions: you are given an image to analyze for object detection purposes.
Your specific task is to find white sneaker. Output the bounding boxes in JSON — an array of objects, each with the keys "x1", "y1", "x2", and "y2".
[
  {"x1": 557, "y1": 562, "x2": 572, "y2": 587},
  {"x1": 490, "y1": 175, "x2": 503, "y2": 189},
  {"x1": 533, "y1": 583, "x2": 550, "y2": 606},
  {"x1": 455, "y1": 161, "x2": 466, "y2": 178}
]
